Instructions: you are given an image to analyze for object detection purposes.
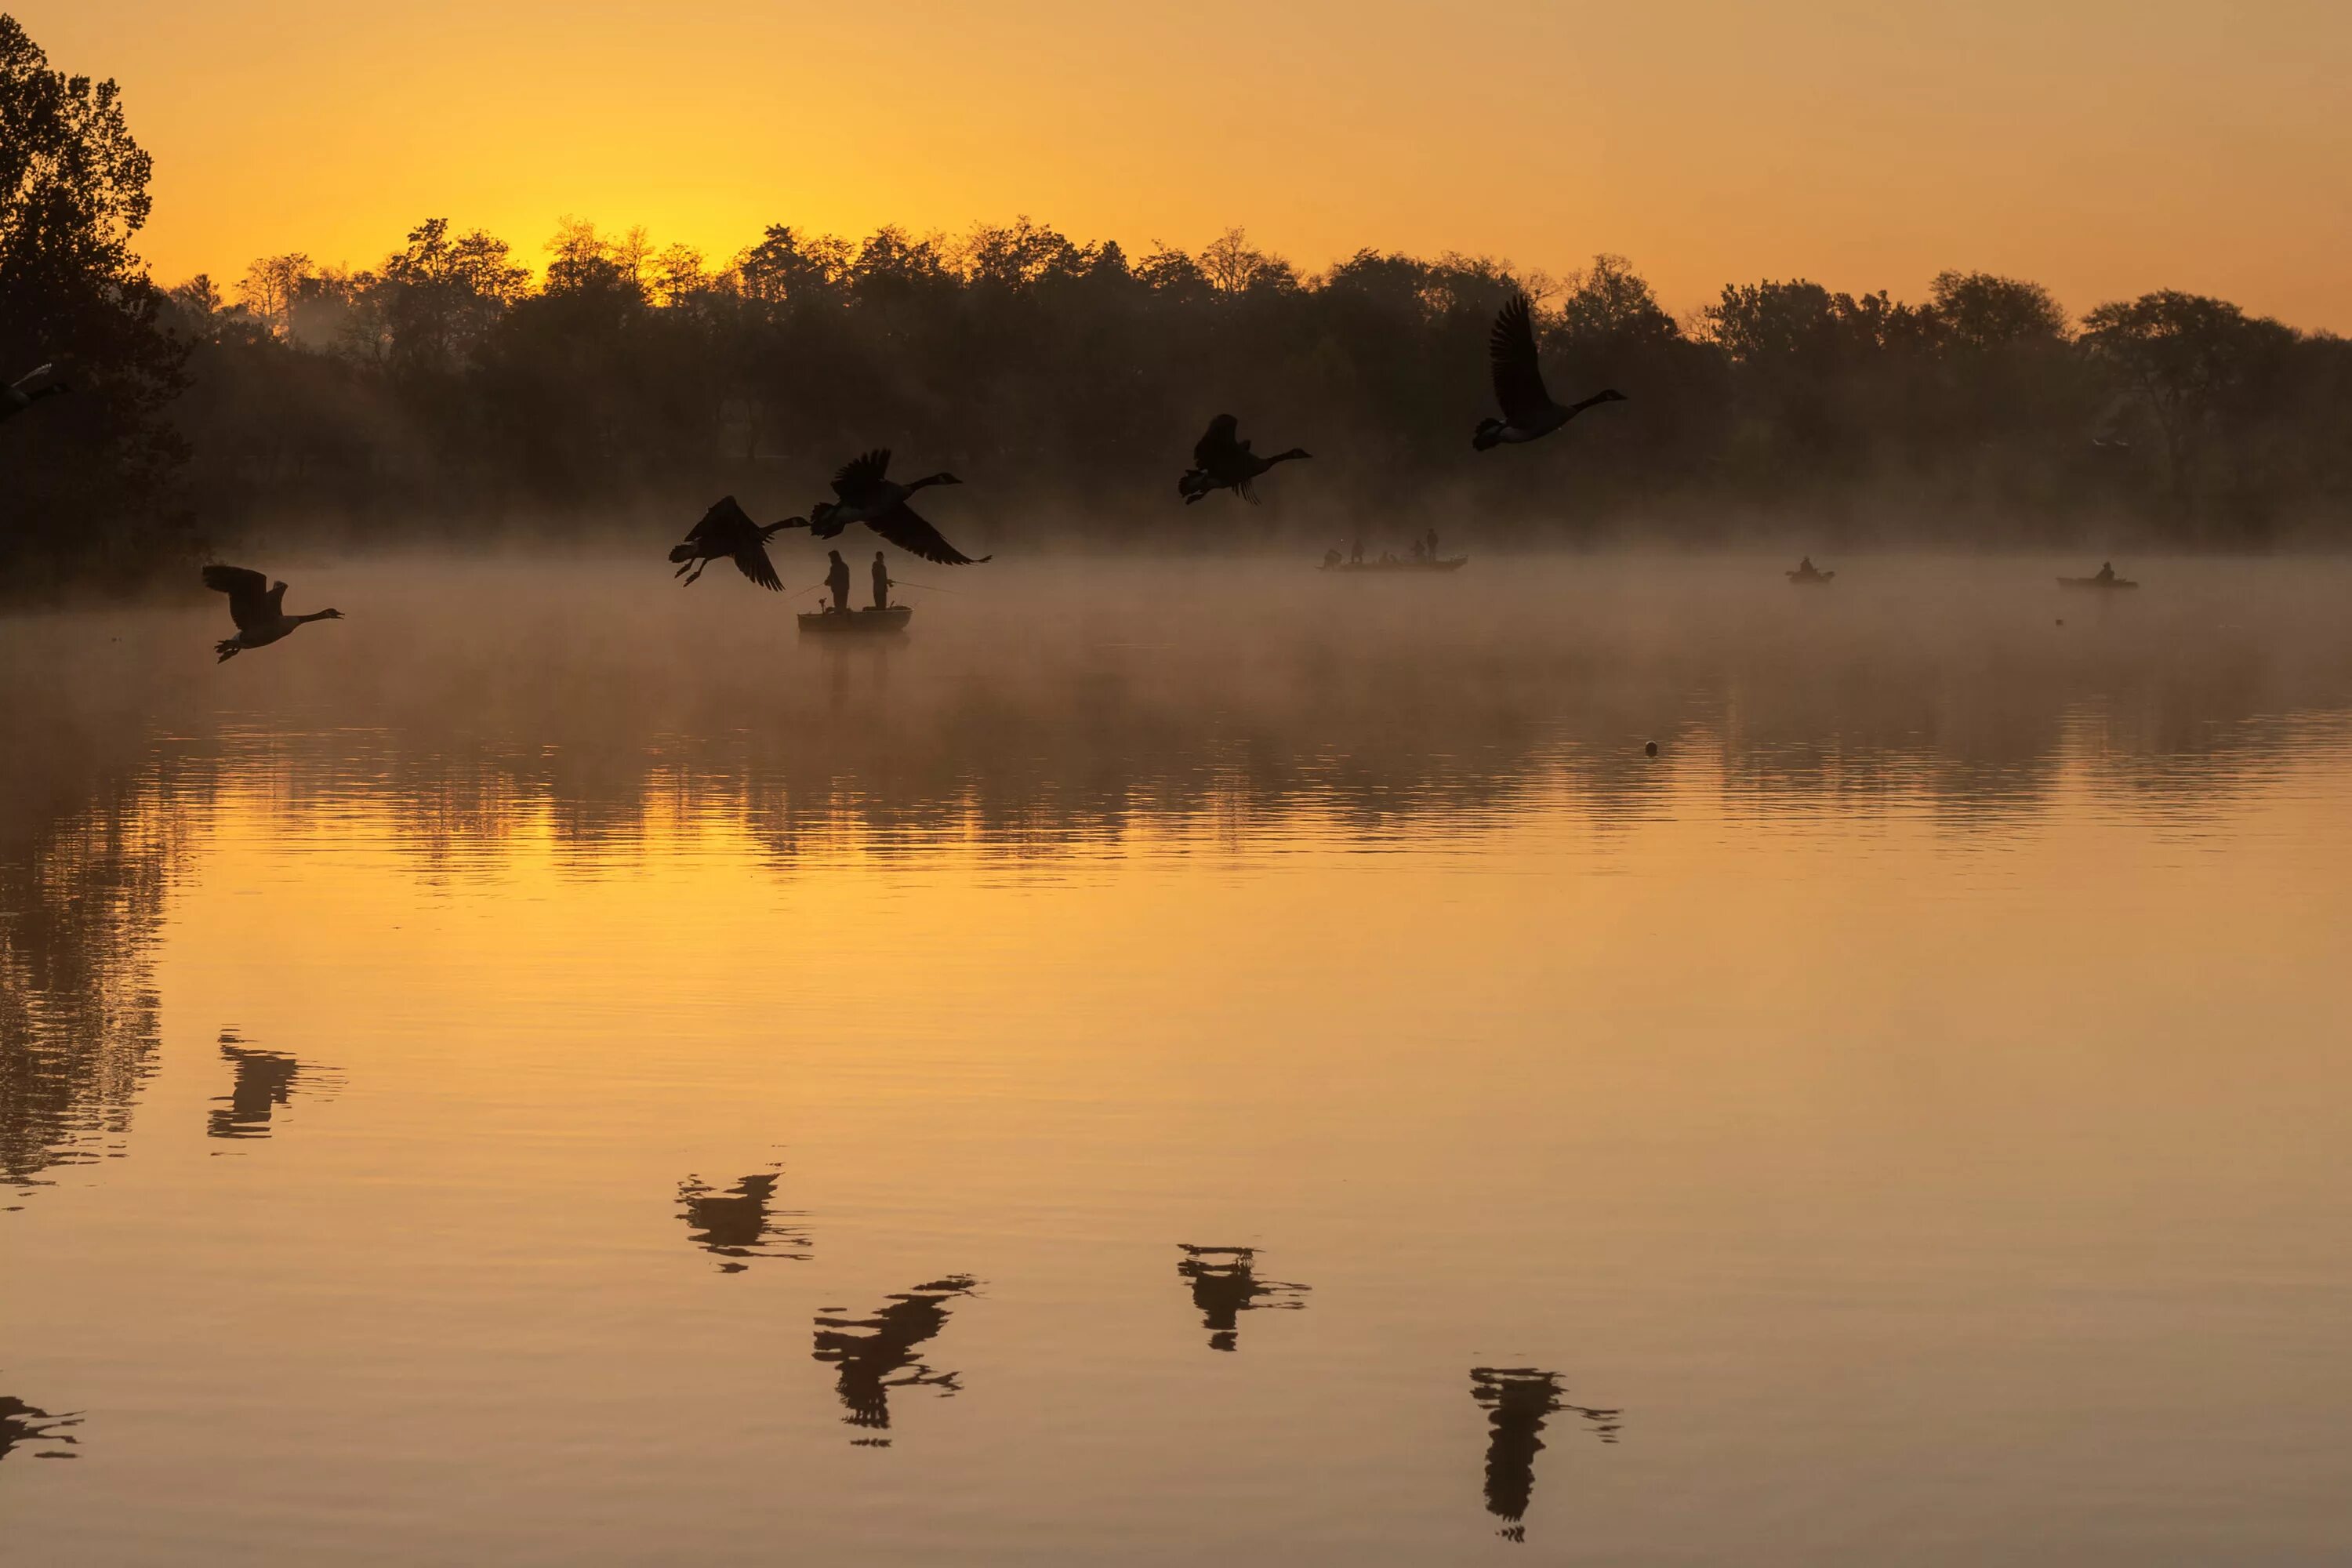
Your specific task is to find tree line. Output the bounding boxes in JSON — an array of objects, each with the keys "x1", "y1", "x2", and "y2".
[{"x1": 5, "y1": 13, "x2": 2349, "y2": 584}]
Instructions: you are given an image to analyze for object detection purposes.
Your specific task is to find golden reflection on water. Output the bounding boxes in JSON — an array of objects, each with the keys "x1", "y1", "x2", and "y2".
[{"x1": 5, "y1": 557, "x2": 2352, "y2": 1563}]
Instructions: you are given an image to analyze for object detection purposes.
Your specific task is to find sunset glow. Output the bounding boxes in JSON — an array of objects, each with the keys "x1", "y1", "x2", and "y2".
[{"x1": 16, "y1": 0, "x2": 2351, "y2": 325}]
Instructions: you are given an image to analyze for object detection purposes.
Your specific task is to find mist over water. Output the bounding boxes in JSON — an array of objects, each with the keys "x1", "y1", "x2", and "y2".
[{"x1": 5, "y1": 554, "x2": 2352, "y2": 1563}]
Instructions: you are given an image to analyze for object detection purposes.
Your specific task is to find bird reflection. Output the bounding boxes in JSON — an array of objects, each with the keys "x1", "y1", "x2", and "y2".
[
  {"x1": 207, "y1": 1033, "x2": 337, "y2": 1140},
  {"x1": 676, "y1": 1164, "x2": 811, "y2": 1271},
  {"x1": 811, "y1": 1276, "x2": 977, "y2": 1439},
  {"x1": 0, "y1": 1387, "x2": 82, "y2": 1462},
  {"x1": 1469, "y1": 1367, "x2": 1620, "y2": 1543},
  {"x1": 1176, "y1": 1245, "x2": 1308, "y2": 1352}
]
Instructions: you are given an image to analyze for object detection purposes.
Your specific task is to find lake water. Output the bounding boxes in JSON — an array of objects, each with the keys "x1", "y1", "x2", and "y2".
[{"x1": 5, "y1": 554, "x2": 2351, "y2": 1564}]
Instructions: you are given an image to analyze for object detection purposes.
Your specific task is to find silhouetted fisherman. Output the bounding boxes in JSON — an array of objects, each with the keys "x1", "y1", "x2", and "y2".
[
  {"x1": 871, "y1": 551, "x2": 892, "y2": 610},
  {"x1": 2096, "y1": 560, "x2": 2116, "y2": 583},
  {"x1": 1175, "y1": 1245, "x2": 1308, "y2": 1352},
  {"x1": 677, "y1": 1168, "x2": 811, "y2": 1271},
  {"x1": 826, "y1": 549, "x2": 851, "y2": 612},
  {"x1": 1469, "y1": 1367, "x2": 1621, "y2": 1541},
  {"x1": 811, "y1": 1276, "x2": 976, "y2": 1432}
]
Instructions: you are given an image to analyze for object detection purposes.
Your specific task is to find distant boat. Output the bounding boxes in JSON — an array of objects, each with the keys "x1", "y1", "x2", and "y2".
[
  {"x1": 798, "y1": 605, "x2": 914, "y2": 636},
  {"x1": 1321, "y1": 557, "x2": 1468, "y2": 574},
  {"x1": 1787, "y1": 568, "x2": 1835, "y2": 584},
  {"x1": 2057, "y1": 575, "x2": 2138, "y2": 590}
]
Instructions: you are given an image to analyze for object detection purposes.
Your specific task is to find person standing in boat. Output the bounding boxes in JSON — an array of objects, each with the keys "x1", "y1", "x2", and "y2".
[
  {"x1": 871, "y1": 551, "x2": 892, "y2": 610},
  {"x1": 826, "y1": 550, "x2": 851, "y2": 612},
  {"x1": 2096, "y1": 561, "x2": 2116, "y2": 583}
]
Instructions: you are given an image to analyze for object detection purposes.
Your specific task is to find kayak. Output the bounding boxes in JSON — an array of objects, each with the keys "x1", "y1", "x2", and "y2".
[
  {"x1": 798, "y1": 605, "x2": 913, "y2": 635},
  {"x1": 1321, "y1": 557, "x2": 1468, "y2": 573},
  {"x1": 1787, "y1": 570, "x2": 1835, "y2": 584},
  {"x1": 2057, "y1": 576, "x2": 2138, "y2": 590}
]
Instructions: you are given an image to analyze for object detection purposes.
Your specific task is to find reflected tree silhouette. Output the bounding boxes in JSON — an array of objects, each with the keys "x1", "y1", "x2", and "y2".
[
  {"x1": 1175, "y1": 1245, "x2": 1308, "y2": 1352},
  {"x1": 1468, "y1": 1367, "x2": 1620, "y2": 1543},
  {"x1": 0, "y1": 784, "x2": 186, "y2": 1186},
  {"x1": 677, "y1": 1163, "x2": 811, "y2": 1271},
  {"x1": 811, "y1": 1276, "x2": 977, "y2": 1439}
]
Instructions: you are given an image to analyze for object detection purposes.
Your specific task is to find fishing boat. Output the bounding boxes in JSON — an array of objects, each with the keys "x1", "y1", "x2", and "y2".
[
  {"x1": 797, "y1": 605, "x2": 914, "y2": 636},
  {"x1": 2056, "y1": 575, "x2": 2139, "y2": 590},
  {"x1": 1787, "y1": 568, "x2": 1835, "y2": 585},
  {"x1": 1320, "y1": 557, "x2": 1469, "y2": 573}
]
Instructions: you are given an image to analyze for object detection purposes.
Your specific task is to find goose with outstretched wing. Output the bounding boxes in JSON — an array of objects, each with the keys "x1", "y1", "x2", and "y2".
[
  {"x1": 2, "y1": 362, "x2": 72, "y2": 424},
  {"x1": 669, "y1": 495, "x2": 800, "y2": 588},
  {"x1": 807, "y1": 448, "x2": 989, "y2": 566},
  {"x1": 203, "y1": 565, "x2": 343, "y2": 662},
  {"x1": 1178, "y1": 414, "x2": 1311, "y2": 503},
  {"x1": 1472, "y1": 295, "x2": 1626, "y2": 450}
]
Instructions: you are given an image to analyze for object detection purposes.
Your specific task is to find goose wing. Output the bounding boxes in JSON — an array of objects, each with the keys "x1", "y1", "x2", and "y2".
[
  {"x1": 1489, "y1": 295, "x2": 1555, "y2": 423},
  {"x1": 1193, "y1": 414, "x2": 1244, "y2": 470},
  {"x1": 831, "y1": 448, "x2": 893, "y2": 504},
  {"x1": 869, "y1": 503, "x2": 989, "y2": 566},
  {"x1": 687, "y1": 495, "x2": 757, "y2": 547},
  {"x1": 201, "y1": 564, "x2": 274, "y2": 633},
  {"x1": 730, "y1": 539, "x2": 784, "y2": 590}
]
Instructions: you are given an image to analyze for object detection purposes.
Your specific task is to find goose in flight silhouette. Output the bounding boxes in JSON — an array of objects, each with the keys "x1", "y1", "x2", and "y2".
[
  {"x1": 806, "y1": 449, "x2": 989, "y2": 565},
  {"x1": 203, "y1": 565, "x2": 343, "y2": 662},
  {"x1": 2, "y1": 362, "x2": 72, "y2": 424},
  {"x1": 670, "y1": 495, "x2": 799, "y2": 588},
  {"x1": 1178, "y1": 414, "x2": 1311, "y2": 503},
  {"x1": 1472, "y1": 295, "x2": 1625, "y2": 451}
]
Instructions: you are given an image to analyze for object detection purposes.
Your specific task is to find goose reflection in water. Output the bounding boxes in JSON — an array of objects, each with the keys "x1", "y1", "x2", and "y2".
[
  {"x1": 676, "y1": 1164, "x2": 811, "y2": 1272},
  {"x1": 1175, "y1": 1245, "x2": 1308, "y2": 1352},
  {"x1": 207, "y1": 1033, "x2": 339, "y2": 1140},
  {"x1": 1469, "y1": 1367, "x2": 1620, "y2": 1543},
  {"x1": 811, "y1": 1276, "x2": 977, "y2": 1441},
  {"x1": 0, "y1": 1386, "x2": 82, "y2": 1462}
]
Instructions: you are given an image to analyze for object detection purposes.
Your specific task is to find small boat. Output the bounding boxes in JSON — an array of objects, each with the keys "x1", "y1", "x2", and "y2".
[
  {"x1": 2056, "y1": 575, "x2": 2138, "y2": 590},
  {"x1": 1787, "y1": 568, "x2": 1835, "y2": 585},
  {"x1": 1321, "y1": 557, "x2": 1469, "y2": 573},
  {"x1": 797, "y1": 605, "x2": 913, "y2": 636}
]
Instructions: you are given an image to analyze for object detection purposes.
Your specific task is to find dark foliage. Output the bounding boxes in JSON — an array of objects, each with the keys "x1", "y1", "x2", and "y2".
[{"x1": 7, "y1": 13, "x2": 2350, "y2": 575}]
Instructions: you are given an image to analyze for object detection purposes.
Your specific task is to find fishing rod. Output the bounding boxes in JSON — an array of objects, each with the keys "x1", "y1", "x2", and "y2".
[{"x1": 890, "y1": 577, "x2": 964, "y2": 595}]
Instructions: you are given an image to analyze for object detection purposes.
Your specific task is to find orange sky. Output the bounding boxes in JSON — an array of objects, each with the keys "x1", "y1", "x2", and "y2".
[{"x1": 15, "y1": 0, "x2": 2351, "y2": 329}]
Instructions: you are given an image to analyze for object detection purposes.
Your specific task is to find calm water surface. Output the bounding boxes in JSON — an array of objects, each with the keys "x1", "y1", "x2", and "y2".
[{"x1": 5, "y1": 556, "x2": 2351, "y2": 1564}]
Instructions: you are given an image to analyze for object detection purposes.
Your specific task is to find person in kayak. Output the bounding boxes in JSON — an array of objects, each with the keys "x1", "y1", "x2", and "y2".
[
  {"x1": 826, "y1": 550, "x2": 851, "y2": 612},
  {"x1": 871, "y1": 551, "x2": 892, "y2": 610}
]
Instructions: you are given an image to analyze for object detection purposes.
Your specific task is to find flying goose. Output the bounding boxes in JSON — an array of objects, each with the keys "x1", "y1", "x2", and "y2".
[
  {"x1": 203, "y1": 565, "x2": 343, "y2": 662},
  {"x1": 807, "y1": 449, "x2": 989, "y2": 565},
  {"x1": 670, "y1": 495, "x2": 800, "y2": 588},
  {"x1": 1472, "y1": 295, "x2": 1625, "y2": 450},
  {"x1": 1177, "y1": 414, "x2": 1311, "y2": 503},
  {"x1": 2, "y1": 362, "x2": 71, "y2": 424}
]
